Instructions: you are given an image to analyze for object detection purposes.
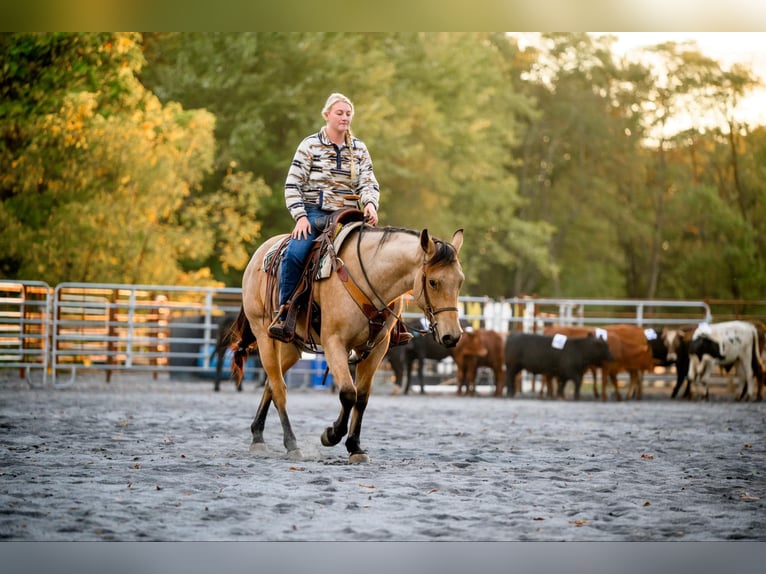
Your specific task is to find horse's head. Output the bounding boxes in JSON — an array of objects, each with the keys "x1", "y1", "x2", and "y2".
[{"x1": 413, "y1": 228, "x2": 465, "y2": 348}]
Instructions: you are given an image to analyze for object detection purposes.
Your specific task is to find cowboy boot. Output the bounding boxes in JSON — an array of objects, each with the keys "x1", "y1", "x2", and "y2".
[
  {"x1": 268, "y1": 304, "x2": 295, "y2": 343},
  {"x1": 389, "y1": 319, "x2": 414, "y2": 347}
]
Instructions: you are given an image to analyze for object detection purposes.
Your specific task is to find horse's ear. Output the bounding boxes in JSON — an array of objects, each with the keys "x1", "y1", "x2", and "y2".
[
  {"x1": 419, "y1": 229, "x2": 435, "y2": 257},
  {"x1": 451, "y1": 229, "x2": 464, "y2": 254}
]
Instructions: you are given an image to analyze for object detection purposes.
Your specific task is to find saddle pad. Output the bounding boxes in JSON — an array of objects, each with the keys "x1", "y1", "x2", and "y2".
[
  {"x1": 262, "y1": 239, "x2": 287, "y2": 275},
  {"x1": 261, "y1": 221, "x2": 364, "y2": 280},
  {"x1": 316, "y1": 221, "x2": 363, "y2": 279}
]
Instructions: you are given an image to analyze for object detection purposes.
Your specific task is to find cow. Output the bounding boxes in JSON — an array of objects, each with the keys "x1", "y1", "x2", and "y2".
[
  {"x1": 601, "y1": 325, "x2": 657, "y2": 401},
  {"x1": 504, "y1": 332, "x2": 613, "y2": 400},
  {"x1": 661, "y1": 325, "x2": 697, "y2": 398},
  {"x1": 541, "y1": 325, "x2": 601, "y2": 398},
  {"x1": 453, "y1": 328, "x2": 505, "y2": 396},
  {"x1": 543, "y1": 324, "x2": 654, "y2": 400},
  {"x1": 687, "y1": 321, "x2": 764, "y2": 401}
]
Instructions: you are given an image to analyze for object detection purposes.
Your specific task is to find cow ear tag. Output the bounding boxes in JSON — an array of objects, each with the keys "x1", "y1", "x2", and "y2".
[
  {"x1": 595, "y1": 327, "x2": 608, "y2": 340},
  {"x1": 552, "y1": 333, "x2": 567, "y2": 349},
  {"x1": 644, "y1": 328, "x2": 657, "y2": 340}
]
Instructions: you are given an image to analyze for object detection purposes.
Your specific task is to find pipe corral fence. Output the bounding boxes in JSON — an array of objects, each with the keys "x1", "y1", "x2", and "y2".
[{"x1": 2, "y1": 280, "x2": 763, "y2": 389}]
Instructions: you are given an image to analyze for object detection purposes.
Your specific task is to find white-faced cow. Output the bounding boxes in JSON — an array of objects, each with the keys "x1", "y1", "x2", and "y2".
[
  {"x1": 504, "y1": 332, "x2": 613, "y2": 400},
  {"x1": 687, "y1": 321, "x2": 764, "y2": 401}
]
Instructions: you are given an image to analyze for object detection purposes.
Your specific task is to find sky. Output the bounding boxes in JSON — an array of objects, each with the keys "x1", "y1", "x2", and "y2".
[
  {"x1": 514, "y1": 32, "x2": 766, "y2": 130},
  {"x1": 608, "y1": 32, "x2": 766, "y2": 127}
]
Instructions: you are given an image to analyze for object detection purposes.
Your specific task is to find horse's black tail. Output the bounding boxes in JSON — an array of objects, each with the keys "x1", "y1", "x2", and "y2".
[{"x1": 230, "y1": 306, "x2": 257, "y2": 388}]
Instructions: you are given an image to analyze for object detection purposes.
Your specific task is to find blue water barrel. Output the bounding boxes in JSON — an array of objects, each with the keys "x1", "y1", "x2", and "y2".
[{"x1": 311, "y1": 355, "x2": 333, "y2": 388}]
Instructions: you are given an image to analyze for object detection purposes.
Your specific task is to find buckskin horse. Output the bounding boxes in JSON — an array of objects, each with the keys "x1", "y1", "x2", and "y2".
[{"x1": 230, "y1": 219, "x2": 465, "y2": 463}]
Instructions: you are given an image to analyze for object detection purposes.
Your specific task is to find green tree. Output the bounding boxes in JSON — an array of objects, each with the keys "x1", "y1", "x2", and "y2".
[
  {"x1": 140, "y1": 32, "x2": 555, "y2": 296},
  {"x1": 1, "y1": 32, "x2": 264, "y2": 285}
]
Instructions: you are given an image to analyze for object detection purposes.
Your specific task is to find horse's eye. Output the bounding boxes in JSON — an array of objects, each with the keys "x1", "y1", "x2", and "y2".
[{"x1": 428, "y1": 279, "x2": 437, "y2": 289}]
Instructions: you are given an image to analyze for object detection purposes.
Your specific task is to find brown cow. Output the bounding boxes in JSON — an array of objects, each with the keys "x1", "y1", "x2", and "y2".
[
  {"x1": 453, "y1": 329, "x2": 505, "y2": 396},
  {"x1": 603, "y1": 324, "x2": 656, "y2": 400}
]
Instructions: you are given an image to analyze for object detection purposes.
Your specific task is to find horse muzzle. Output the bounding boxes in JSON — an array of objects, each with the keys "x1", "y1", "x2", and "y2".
[{"x1": 439, "y1": 331, "x2": 461, "y2": 348}]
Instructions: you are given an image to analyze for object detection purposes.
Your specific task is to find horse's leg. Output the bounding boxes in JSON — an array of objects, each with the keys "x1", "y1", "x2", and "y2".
[
  {"x1": 417, "y1": 356, "x2": 426, "y2": 394},
  {"x1": 249, "y1": 380, "x2": 272, "y2": 451},
  {"x1": 343, "y1": 342, "x2": 388, "y2": 463},
  {"x1": 251, "y1": 340, "x2": 302, "y2": 457},
  {"x1": 320, "y1": 336, "x2": 356, "y2": 450}
]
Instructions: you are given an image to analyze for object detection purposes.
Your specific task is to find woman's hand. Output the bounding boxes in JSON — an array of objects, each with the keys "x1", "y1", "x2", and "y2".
[
  {"x1": 364, "y1": 203, "x2": 378, "y2": 226},
  {"x1": 291, "y1": 216, "x2": 312, "y2": 239}
]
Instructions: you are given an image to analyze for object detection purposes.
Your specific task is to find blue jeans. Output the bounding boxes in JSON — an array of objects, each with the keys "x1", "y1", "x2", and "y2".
[{"x1": 278, "y1": 206, "x2": 331, "y2": 307}]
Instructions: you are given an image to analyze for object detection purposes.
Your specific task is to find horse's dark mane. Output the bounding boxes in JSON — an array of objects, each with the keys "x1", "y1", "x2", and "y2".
[
  {"x1": 428, "y1": 238, "x2": 458, "y2": 267},
  {"x1": 366, "y1": 225, "x2": 458, "y2": 265}
]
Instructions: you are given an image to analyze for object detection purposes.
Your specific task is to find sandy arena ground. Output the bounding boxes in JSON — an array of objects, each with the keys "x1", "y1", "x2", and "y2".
[{"x1": 1, "y1": 370, "x2": 764, "y2": 541}]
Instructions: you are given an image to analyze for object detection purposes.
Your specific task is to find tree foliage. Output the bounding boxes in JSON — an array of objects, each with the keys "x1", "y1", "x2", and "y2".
[
  {"x1": 0, "y1": 32, "x2": 266, "y2": 286},
  {"x1": 3, "y1": 32, "x2": 765, "y2": 301}
]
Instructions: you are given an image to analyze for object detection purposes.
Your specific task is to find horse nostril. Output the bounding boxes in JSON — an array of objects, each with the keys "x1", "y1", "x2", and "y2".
[{"x1": 443, "y1": 334, "x2": 460, "y2": 348}]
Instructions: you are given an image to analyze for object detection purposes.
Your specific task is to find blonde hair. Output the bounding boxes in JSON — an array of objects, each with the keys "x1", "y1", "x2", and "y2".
[
  {"x1": 322, "y1": 92, "x2": 357, "y2": 183},
  {"x1": 322, "y1": 92, "x2": 354, "y2": 118}
]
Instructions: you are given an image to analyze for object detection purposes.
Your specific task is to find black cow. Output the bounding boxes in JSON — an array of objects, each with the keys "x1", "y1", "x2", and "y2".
[
  {"x1": 662, "y1": 326, "x2": 696, "y2": 399},
  {"x1": 504, "y1": 332, "x2": 613, "y2": 400},
  {"x1": 387, "y1": 320, "x2": 452, "y2": 394},
  {"x1": 645, "y1": 328, "x2": 670, "y2": 366}
]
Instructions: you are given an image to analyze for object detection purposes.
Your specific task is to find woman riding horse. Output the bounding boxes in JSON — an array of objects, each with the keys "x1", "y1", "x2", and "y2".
[{"x1": 231, "y1": 225, "x2": 465, "y2": 463}]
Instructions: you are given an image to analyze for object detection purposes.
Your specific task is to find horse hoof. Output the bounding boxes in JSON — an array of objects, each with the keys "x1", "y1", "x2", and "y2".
[
  {"x1": 287, "y1": 448, "x2": 304, "y2": 461},
  {"x1": 249, "y1": 442, "x2": 269, "y2": 454},
  {"x1": 321, "y1": 427, "x2": 342, "y2": 447},
  {"x1": 349, "y1": 452, "x2": 370, "y2": 464}
]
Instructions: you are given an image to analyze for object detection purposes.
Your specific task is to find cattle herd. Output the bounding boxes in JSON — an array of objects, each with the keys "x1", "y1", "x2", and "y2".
[{"x1": 387, "y1": 319, "x2": 766, "y2": 401}]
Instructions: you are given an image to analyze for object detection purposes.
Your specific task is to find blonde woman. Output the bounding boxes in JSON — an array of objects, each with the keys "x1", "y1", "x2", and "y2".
[{"x1": 269, "y1": 93, "x2": 385, "y2": 342}]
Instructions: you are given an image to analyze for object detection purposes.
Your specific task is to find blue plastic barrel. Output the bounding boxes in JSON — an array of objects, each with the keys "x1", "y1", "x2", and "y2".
[{"x1": 311, "y1": 355, "x2": 333, "y2": 388}]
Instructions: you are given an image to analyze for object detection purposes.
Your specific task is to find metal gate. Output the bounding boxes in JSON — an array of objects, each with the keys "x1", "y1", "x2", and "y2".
[
  {"x1": 50, "y1": 282, "x2": 243, "y2": 385},
  {"x1": 0, "y1": 281, "x2": 52, "y2": 385}
]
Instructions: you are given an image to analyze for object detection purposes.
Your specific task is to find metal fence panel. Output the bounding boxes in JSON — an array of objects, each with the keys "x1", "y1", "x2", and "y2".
[
  {"x1": 51, "y1": 283, "x2": 243, "y2": 385},
  {"x1": 0, "y1": 280, "x2": 52, "y2": 385},
  {"x1": 0, "y1": 279, "x2": 747, "y2": 390}
]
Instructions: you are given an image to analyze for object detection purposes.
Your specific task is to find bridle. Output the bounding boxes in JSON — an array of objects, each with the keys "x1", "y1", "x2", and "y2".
[
  {"x1": 418, "y1": 253, "x2": 459, "y2": 338},
  {"x1": 354, "y1": 228, "x2": 459, "y2": 339}
]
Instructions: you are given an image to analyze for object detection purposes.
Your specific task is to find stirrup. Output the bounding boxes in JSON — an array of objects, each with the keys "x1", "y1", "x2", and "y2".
[{"x1": 268, "y1": 305, "x2": 295, "y2": 343}]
